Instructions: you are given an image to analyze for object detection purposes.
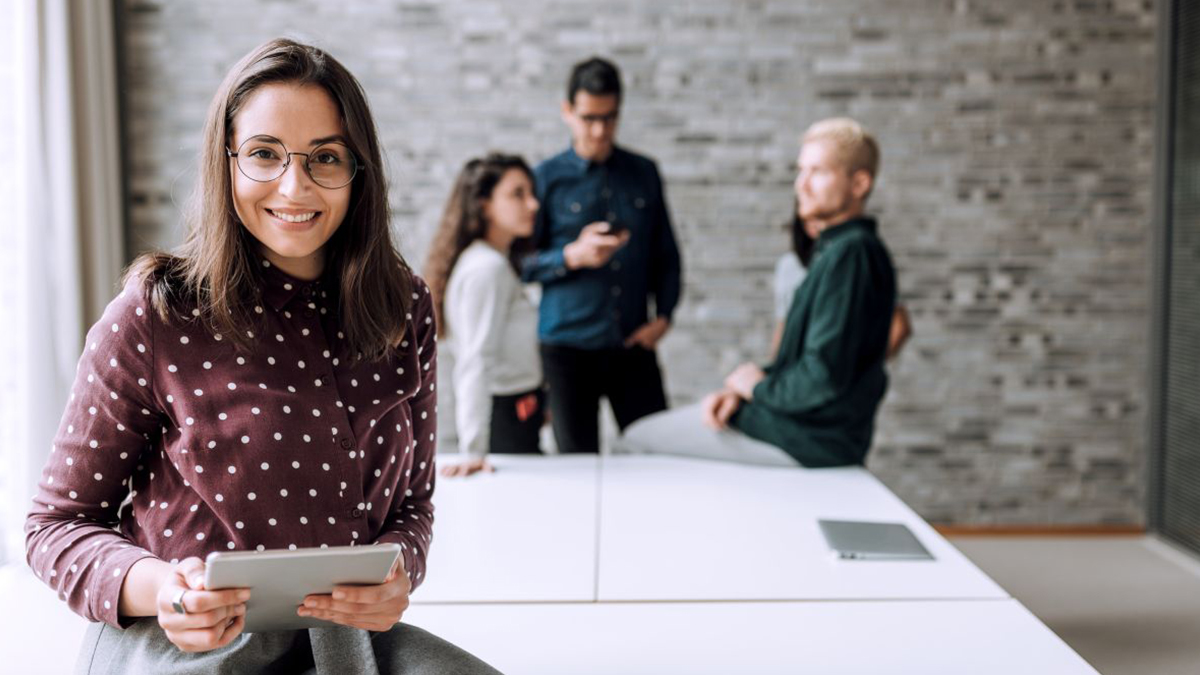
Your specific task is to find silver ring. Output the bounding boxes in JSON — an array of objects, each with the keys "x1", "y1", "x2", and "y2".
[{"x1": 171, "y1": 589, "x2": 189, "y2": 615}]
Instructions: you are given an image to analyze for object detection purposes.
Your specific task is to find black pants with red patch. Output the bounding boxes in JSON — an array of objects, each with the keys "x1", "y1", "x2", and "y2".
[{"x1": 490, "y1": 387, "x2": 546, "y2": 454}]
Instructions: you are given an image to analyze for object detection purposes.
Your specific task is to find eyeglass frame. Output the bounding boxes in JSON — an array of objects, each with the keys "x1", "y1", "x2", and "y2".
[
  {"x1": 577, "y1": 111, "x2": 619, "y2": 127},
  {"x1": 225, "y1": 136, "x2": 361, "y2": 189}
]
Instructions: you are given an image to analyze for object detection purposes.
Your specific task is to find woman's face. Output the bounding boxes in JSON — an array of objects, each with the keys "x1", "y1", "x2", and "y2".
[
  {"x1": 229, "y1": 83, "x2": 351, "y2": 280},
  {"x1": 483, "y1": 169, "x2": 539, "y2": 240}
]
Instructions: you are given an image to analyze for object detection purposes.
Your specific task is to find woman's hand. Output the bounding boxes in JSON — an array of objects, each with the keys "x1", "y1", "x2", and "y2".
[
  {"x1": 886, "y1": 304, "x2": 913, "y2": 360},
  {"x1": 439, "y1": 456, "x2": 495, "y2": 478},
  {"x1": 156, "y1": 557, "x2": 249, "y2": 653},
  {"x1": 298, "y1": 557, "x2": 411, "y2": 632}
]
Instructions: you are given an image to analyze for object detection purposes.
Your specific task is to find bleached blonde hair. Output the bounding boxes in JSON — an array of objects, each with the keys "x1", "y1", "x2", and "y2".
[{"x1": 802, "y1": 117, "x2": 880, "y2": 180}]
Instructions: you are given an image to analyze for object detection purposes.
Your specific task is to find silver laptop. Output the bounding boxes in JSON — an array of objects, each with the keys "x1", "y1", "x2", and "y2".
[{"x1": 818, "y1": 519, "x2": 934, "y2": 561}]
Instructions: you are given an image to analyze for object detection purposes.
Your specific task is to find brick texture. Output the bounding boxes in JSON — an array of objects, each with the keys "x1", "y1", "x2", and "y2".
[{"x1": 120, "y1": 0, "x2": 1158, "y2": 525}]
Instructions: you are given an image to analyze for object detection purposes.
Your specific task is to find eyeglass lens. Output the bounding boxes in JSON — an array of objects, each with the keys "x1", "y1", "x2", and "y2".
[{"x1": 234, "y1": 137, "x2": 356, "y2": 189}]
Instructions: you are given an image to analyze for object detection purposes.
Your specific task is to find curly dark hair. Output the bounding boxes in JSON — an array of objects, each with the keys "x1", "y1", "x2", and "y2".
[{"x1": 423, "y1": 153, "x2": 534, "y2": 336}]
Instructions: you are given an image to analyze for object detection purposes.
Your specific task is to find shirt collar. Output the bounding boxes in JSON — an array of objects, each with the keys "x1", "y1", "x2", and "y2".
[
  {"x1": 257, "y1": 257, "x2": 325, "y2": 312},
  {"x1": 816, "y1": 216, "x2": 876, "y2": 251},
  {"x1": 564, "y1": 144, "x2": 619, "y2": 173}
]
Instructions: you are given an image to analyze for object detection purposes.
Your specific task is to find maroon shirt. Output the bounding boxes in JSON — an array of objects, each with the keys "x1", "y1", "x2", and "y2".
[{"x1": 25, "y1": 259, "x2": 438, "y2": 628}]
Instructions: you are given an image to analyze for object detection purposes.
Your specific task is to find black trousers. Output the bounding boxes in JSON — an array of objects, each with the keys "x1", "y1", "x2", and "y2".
[
  {"x1": 540, "y1": 343, "x2": 668, "y2": 454},
  {"x1": 489, "y1": 387, "x2": 545, "y2": 454}
]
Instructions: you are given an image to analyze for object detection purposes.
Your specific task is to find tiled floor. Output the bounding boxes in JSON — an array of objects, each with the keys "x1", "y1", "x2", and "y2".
[{"x1": 951, "y1": 535, "x2": 1200, "y2": 675}]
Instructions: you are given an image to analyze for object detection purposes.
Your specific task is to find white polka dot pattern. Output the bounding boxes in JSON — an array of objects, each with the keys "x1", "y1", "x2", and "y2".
[{"x1": 24, "y1": 271, "x2": 438, "y2": 627}]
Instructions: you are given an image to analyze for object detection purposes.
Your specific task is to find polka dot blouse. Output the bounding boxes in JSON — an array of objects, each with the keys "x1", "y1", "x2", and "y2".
[{"x1": 25, "y1": 260, "x2": 439, "y2": 628}]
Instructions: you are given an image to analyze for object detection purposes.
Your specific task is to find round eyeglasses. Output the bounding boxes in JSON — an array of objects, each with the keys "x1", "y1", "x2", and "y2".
[{"x1": 227, "y1": 136, "x2": 359, "y2": 189}]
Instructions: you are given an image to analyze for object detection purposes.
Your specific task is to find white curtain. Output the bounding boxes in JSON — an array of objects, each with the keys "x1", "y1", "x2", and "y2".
[{"x1": 0, "y1": 0, "x2": 125, "y2": 564}]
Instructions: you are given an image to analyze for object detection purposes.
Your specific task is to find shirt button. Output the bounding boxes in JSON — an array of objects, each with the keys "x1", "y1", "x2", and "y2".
[
  {"x1": 611, "y1": 260, "x2": 621, "y2": 271},
  {"x1": 601, "y1": 188, "x2": 612, "y2": 198},
  {"x1": 606, "y1": 211, "x2": 616, "y2": 222},
  {"x1": 570, "y1": 202, "x2": 581, "y2": 213},
  {"x1": 611, "y1": 287, "x2": 622, "y2": 297},
  {"x1": 340, "y1": 438, "x2": 353, "y2": 449},
  {"x1": 321, "y1": 375, "x2": 333, "y2": 386},
  {"x1": 304, "y1": 309, "x2": 315, "y2": 318},
  {"x1": 302, "y1": 286, "x2": 314, "y2": 297},
  {"x1": 350, "y1": 508, "x2": 363, "y2": 519}
]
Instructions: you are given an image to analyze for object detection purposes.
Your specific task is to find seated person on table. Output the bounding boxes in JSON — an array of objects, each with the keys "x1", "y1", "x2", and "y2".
[
  {"x1": 770, "y1": 200, "x2": 910, "y2": 361},
  {"x1": 24, "y1": 38, "x2": 500, "y2": 674},
  {"x1": 619, "y1": 117, "x2": 897, "y2": 468}
]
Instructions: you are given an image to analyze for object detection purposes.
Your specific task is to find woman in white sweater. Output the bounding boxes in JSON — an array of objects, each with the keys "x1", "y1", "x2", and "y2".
[{"x1": 425, "y1": 154, "x2": 544, "y2": 477}]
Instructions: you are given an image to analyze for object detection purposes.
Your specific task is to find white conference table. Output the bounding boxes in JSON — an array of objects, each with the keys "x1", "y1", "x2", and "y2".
[
  {"x1": 596, "y1": 456, "x2": 1008, "y2": 601},
  {"x1": 2, "y1": 453, "x2": 1097, "y2": 673},
  {"x1": 405, "y1": 599, "x2": 1098, "y2": 675},
  {"x1": 414, "y1": 454, "x2": 1095, "y2": 673},
  {"x1": 415, "y1": 455, "x2": 599, "y2": 603}
]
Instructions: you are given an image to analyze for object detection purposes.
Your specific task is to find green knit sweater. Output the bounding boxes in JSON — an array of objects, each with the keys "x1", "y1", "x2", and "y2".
[{"x1": 732, "y1": 216, "x2": 897, "y2": 467}]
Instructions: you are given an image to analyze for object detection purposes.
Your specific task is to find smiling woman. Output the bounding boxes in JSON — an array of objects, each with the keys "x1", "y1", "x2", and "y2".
[
  {"x1": 23, "y1": 38, "x2": 502, "y2": 674},
  {"x1": 126, "y1": 39, "x2": 413, "y2": 361},
  {"x1": 226, "y1": 84, "x2": 354, "y2": 281}
]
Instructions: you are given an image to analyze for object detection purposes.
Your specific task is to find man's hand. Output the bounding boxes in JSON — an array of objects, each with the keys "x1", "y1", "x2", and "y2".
[
  {"x1": 563, "y1": 222, "x2": 630, "y2": 269},
  {"x1": 724, "y1": 363, "x2": 766, "y2": 401},
  {"x1": 624, "y1": 316, "x2": 670, "y2": 350},
  {"x1": 701, "y1": 389, "x2": 743, "y2": 430},
  {"x1": 299, "y1": 556, "x2": 411, "y2": 632},
  {"x1": 439, "y1": 456, "x2": 495, "y2": 478}
]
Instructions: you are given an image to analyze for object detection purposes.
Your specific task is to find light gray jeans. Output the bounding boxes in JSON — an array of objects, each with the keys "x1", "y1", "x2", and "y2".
[
  {"x1": 614, "y1": 403, "x2": 798, "y2": 467},
  {"x1": 75, "y1": 619, "x2": 502, "y2": 675}
]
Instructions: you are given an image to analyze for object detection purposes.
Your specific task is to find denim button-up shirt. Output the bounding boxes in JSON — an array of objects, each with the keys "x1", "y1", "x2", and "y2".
[{"x1": 521, "y1": 145, "x2": 682, "y2": 349}]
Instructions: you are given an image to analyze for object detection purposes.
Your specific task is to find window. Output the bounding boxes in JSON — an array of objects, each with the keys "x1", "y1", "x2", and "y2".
[
  {"x1": 1154, "y1": 0, "x2": 1200, "y2": 557},
  {"x1": 0, "y1": 0, "x2": 29, "y2": 565}
]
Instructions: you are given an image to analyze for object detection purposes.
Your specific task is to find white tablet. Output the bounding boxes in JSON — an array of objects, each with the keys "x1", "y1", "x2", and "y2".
[{"x1": 204, "y1": 543, "x2": 401, "y2": 632}]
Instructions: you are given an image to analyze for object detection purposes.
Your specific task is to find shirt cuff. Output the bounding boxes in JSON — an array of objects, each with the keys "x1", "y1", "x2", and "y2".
[
  {"x1": 99, "y1": 547, "x2": 159, "y2": 629},
  {"x1": 750, "y1": 378, "x2": 770, "y2": 405},
  {"x1": 550, "y1": 247, "x2": 569, "y2": 278},
  {"x1": 374, "y1": 531, "x2": 427, "y2": 592}
]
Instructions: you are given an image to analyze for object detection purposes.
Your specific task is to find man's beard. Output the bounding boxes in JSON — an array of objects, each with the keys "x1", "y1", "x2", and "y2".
[{"x1": 798, "y1": 192, "x2": 852, "y2": 223}]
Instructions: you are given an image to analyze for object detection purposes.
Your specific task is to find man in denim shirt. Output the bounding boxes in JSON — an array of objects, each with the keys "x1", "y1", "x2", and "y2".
[{"x1": 521, "y1": 57, "x2": 683, "y2": 453}]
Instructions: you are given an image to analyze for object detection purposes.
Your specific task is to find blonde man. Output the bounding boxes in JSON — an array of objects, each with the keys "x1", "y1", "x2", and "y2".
[{"x1": 620, "y1": 118, "x2": 897, "y2": 467}]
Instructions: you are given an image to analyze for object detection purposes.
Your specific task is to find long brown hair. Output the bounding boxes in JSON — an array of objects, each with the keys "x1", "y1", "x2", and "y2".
[
  {"x1": 125, "y1": 38, "x2": 413, "y2": 359},
  {"x1": 423, "y1": 153, "x2": 533, "y2": 337}
]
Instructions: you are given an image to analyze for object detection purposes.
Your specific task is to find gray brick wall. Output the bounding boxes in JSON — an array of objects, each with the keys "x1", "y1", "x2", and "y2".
[{"x1": 120, "y1": 0, "x2": 1158, "y2": 525}]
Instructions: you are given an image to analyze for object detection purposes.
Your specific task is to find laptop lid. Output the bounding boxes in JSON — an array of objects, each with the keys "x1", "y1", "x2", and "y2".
[{"x1": 818, "y1": 519, "x2": 935, "y2": 561}]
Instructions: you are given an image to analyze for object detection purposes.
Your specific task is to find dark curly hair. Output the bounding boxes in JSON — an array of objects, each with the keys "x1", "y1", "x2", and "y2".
[{"x1": 423, "y1": 153, "x2": 534, "y2": 337}]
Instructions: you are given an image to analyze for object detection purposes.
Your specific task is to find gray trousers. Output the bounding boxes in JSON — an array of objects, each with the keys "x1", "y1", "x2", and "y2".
[
  {"x1": 75, "y1": 619, "x2": 502, "y2": 675},
  {"x1": 613, "y1": 403, "x2": 799, "y2": 467}
]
